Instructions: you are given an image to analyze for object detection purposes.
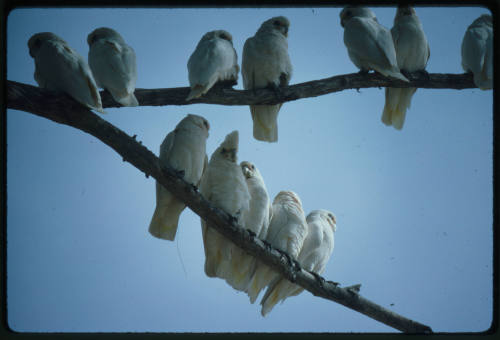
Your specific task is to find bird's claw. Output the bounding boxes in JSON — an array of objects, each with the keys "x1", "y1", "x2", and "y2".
[
  {"x1": 311, "y1": 271, "x2": 326, "y2": 289},
  {"x1": 175, "y1": 169, "x2": 185, "y2": 178}
]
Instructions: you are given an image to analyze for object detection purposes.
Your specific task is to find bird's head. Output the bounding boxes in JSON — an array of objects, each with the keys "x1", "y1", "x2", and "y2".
[
  {"x1": 28, "y1": 32, "x2": 66, "y2": 58},
  {"x1": 87, "y1": 27, "x2": 123, "y2": 45},
  {"x1": 395, "y1": 6, "x2": 416, "y2": 21},
  {"x1": 217, "y1": 130, "x2": 239, "y2": 162},
  {"x1": 340, "y1": 6, "x2": 377, "y2": 27},
  {"x1": 260, "y1": 16, "x2": 290, "y2": 37}
]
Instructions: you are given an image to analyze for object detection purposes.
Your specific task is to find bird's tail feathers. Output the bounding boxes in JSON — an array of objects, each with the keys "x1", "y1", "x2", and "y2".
[
  {"x1": 250, "y1": 105, "x2": 279, "y2": 142},
  {"x1": 148, "y1": 204, "x2": 183, "y2": 241},
  {"x1": 382, "y1": 87, "x2": 416, "y2": 130},
  {"x1": 186, "y1": 84, "x2": 207, "y2": 101},
  {"x1": 115, "y1": 92, "x2": 139, "y2": 107}
]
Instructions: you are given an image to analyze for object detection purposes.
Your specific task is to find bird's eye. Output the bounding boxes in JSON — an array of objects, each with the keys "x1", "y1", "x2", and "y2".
[
  {"x1": 221, "y1": 148, "x2": 227, "y2": 154},
  {"x1": 203, "y1": 120, "x2": 209, "y2": 130},
  {"x1": 273, "y1": 20, "x2": 281, "y2": 26},
  {"x1": 251, "y1": 165, "x2": 255, "y2": 170},
  {"x1": 33, "y1": 38, "x2": 41, "y2": 49}
]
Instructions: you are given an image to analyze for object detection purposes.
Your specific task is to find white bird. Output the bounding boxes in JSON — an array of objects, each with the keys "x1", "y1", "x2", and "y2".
[
  {"x1": 245, "y1": 191, "x2": 308, "y2": 304},
  {"x1": 260, "y1": 209, "x2": 337, "y2": 316},
  {"x1": 461, "y1": 14, "x2": 493, "y2": 90},
  {"x1": 200, "y1": 131, "x2": 251, "y2": 278},
  {"x1": 242, "y1": 16, "x2": 293, "y2": 142},
  {"x1": 149, "y1": 114, "x2": 209, "y2": 241},
  {"x1": 340, "y1": 7, "x2": 409, "y2": 82},
  {"x1": 28, "y1": 32, "x2": 104, "y2": 113},
  {"x1": 187, "y1": 30, "x2": 239, "y2": 101},
  {"x1": 225, "y1": 161, "x2": 272, "y2": 291},
  {"x1": 382, "y1": 6, "x2": 430, "y2": 130},
  {"x1": 87, "y1": 27, "x2": 139, "y2": 107}
]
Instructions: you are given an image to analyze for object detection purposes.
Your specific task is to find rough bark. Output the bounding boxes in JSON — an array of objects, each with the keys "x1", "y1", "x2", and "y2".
[
  {"x1": 8, "y1": 72, "x2": 475, "y2": 110},
  {"x1": 7, "y1": 78, "x2": 435, "y2": 333}
]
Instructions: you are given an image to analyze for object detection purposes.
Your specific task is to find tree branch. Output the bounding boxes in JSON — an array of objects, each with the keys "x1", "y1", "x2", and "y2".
[
  {"x1": 7, "y1": 72, "x2": 475, "y2": 110},
  {"x1": 7, "y1": 80, "x2": 433, "y2": 333}
]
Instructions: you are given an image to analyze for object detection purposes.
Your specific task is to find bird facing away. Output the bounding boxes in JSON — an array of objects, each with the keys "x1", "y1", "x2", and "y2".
[
  {"x1": 260, "y1": 209, "x2": 337, "y2": 316},
  {"x1": 382, "y1": 6, "x2": 430, "y2": 130},
  {"x1": 187, "y1": 30, "x2": 239, "y2": 101},
  {"x1": 242, "y1": 16, "x2": 293, "y2": 142},
  {"x1": 245, "y1": 190, "x2": 308, "y2": 304},
  {"x1": 461, "y1": 14, "x2": 493, "y2": 90},
  {"x1": 28, "y1": 32, "x2": 104, "y2": 113},
  {"x1": 199, "y1": 131, "x2": 251, "y2": 279},
  {"x1": 225, "y1": 161, "x2": 272, "y2": 291},
  {"x1": 340, "y1": 7, "x2": 409, "y2": 82},
  {"x1": 149, "y1": 114, "x2": 209, "y2": 241},
  {"x1": 87, "y1": 27, "x2": 139, "y2": 106}
]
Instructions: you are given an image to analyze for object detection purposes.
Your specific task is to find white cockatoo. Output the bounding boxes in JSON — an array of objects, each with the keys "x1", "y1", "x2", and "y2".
[
  {"x1": 245, "y1": 191, "x2": 308, "y2": 304},
  {"x1": 461, "y1": 14, "x2": 493, "y2": 90},
  {"x1": 28, "y1": 32, "x2": 104, "y2": 113},
  {"x1": 149, "y1": 114, "x2": 210, "y2": 241},
  {"x1": 225, "y1": 161, "x2": 272, "y2": 291},
  {"x1": 260, "y1": 209, "x2": 337, "y2": 316},
  {"x1": 340, "y1": 7, "x2": 409, "y2": 82},
  {"x1": 187, "y1": 30, "x2": 239, "y2": 101},
  {"x1": 199, "y1": 131, "x2": 251, "y2": 279},
  {"x1": 242, "y1": 16, "x2": 293, "y2": 142},
  {"x1": 382, "y1": 6, "x2": 430, "y2": 130},
  {"x1": 87, "y1": 27, "x2": 139, "y2": 107}
]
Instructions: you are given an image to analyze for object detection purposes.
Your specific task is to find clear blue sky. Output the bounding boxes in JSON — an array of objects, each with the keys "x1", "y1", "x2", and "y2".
[{"x1": 6, "y1": 6, "x2": 493, "y2": 333}]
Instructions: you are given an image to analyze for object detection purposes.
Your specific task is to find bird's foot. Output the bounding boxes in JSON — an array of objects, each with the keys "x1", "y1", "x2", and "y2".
[
  {"x1": 174, "y1": 169, "x2": 185, "y2": 178},
  {"x1": 311, "y1": 271, "x2": 326, "y2": 289},
  {"x1": 215, "y1": 78, "x2": 237, "y2": 89}
]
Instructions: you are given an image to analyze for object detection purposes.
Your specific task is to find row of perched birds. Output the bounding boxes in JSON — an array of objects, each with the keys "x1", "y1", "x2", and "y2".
[
  {"x1": 27, "y1": 6, "x2": 492, "y2": 140},
  {"x1": 148, "y1": 113, "x2": 338, "y2": 316},
  {"x1": 25, "y1": 5, "x2": 492, "y2": 316}
]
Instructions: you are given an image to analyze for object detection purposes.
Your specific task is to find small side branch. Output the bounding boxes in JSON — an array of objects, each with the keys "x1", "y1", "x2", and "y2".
[
  {"x1": 7, "y1": 84, "x2": 433, "y2": 333},
  {"x1": 8, "y1": 72, "x2": 475, "y2": 110}
]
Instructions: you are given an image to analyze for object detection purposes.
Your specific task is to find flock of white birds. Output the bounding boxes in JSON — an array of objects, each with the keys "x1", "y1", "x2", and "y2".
[{"x1": 26, "y1": 5, "x2": 493, "y2": 317}]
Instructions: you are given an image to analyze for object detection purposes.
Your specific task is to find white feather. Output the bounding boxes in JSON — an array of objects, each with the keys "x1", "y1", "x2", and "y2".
[
  {"x1": 242, "y1": 16, "x2": 293, "y2": 143},
  {"x1": 245, "y1": 191, "x2": 307, "y2": 304},
  {"x1": 149, "y1": 114, "x2": 209, "y2": 241},
  {"x1": 187, "y1": 30, "x2": 239, "y2": 101},
  {"x1": 461, "y1": 14, "x2": 493, "y2": 90},
  {"x1": 382, "y1": 7, "x2": 429, "y2": 130},
  {"x1": 260, "y1": 210, "x2": 337, "y2": 316},
  {"x1": 88, "y1": 27, "x2": 138, "y2": 107},
  {"x1": 340, "y1": 7, "x2": 408, "y2": 82},
  {"x1": 199, "y1": 131, "x2": 251, "y2": 279},
  {"x1": 28, "y1": 32, "x2": 104, "y2": 113},
  {"x1": 225, "y1": 161, "x2": 271, "y2": 291}
]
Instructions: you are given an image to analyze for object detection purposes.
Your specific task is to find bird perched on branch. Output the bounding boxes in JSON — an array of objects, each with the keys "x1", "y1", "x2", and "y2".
[
  {"x1": 149, "y1": 114, "x2": 209, "y2": 241},
  {"x1": 242, "y1": 16, "x2": 293, "y2": 143},
  {"x1": 87, "y1": 27, "x2": 138, "y2": 107},
  {"x1": 340, "y1": 7, "x2": 409, "y2": 82},
  {"x1": 187, "y1": 30, "x2": 239, "y2": 101},
  {"x1": 382, "y1": 6, "x2": 430, "y2": 130},
  {"x1": 260, "y1": 209, "x2": 337, "y2": 316},
  {"x1": 28, "y1": 32, "x2": 104, "y2": 113},
  {"x1": 461, "y1": 14, "x2": 493, "y2": 90},
  {"x1": 245, "y1": 191, "x2": 308, "y2": 304},
  {"x1": 200, "y1": 131, "x2": 250, "y2": 279},
  {"x1": 225, "y1": 161, "x2": 272, "y2": 291}
]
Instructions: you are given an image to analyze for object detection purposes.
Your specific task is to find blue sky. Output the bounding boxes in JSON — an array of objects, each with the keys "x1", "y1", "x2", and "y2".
[{"x1": 6, "y1": 6, "x2": 493, "y2": 332}]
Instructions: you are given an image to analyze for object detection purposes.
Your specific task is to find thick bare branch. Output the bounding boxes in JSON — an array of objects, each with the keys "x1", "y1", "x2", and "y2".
[
  {"x1": 7, "y1": 72, "x2": 475, "y2": 110},
  {"x1": 7, "y1": 80, "x2": 433, "y2": 333}
]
